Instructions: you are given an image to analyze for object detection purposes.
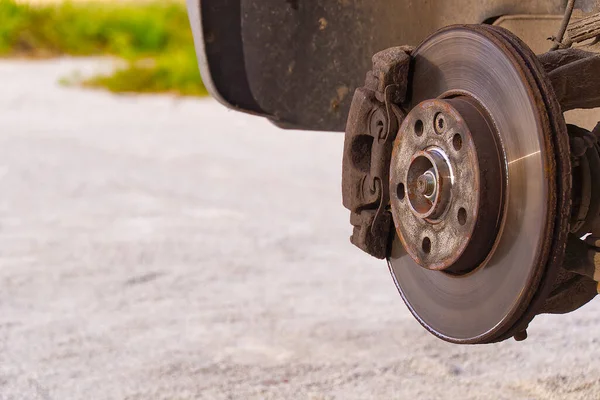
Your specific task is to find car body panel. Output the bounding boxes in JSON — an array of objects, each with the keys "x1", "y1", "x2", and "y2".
[{"x1": 187, "y1": 0, "x2": 567, "y2": 131}]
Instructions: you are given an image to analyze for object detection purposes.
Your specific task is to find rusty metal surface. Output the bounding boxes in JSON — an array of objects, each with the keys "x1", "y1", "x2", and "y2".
[
  {"x1": 538, "y1": 47, "x2": 594, "y2": 71},
  {"x1": 532, "y1": 125, "x2": 599, "y2": 315},
  {"x1": 540, "y1": 263, "x2": 598, "y2": 314},
  {"x1": 546, "y1": 233, "x2": 599, "y2": 315},
  {"x1": 547, "y1": 52, "x2": 600, "y2": 111},
  {"x1": 188, "y1": 0, "x2": 566, "y2": 131},
  {"x1": 341, "y1": 48, "x2": 410, "y2": 259},
  {"x1": 549, "y1": 122, "x2": 600, "y2": 314},
  {"x1": 539, "y1": 48, "x2": 600, "y2": 140},
  {"x1": 567, "y1": 11, "x2": 600, "y2": 43},
  {"x1": 387, "y1": 25, "x2": 566, "y2": 344},
  {"x1": 568, "y1": 124, "x2": 600, "y2": 235},
  {"x1": 389, "y1": 98, "x2": 503, "y2": 273}
]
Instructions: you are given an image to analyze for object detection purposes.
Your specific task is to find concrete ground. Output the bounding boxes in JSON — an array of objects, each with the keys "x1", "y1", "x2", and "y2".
[{"x1": 1, "y1": 58, "x2": 600, "y2": 400}]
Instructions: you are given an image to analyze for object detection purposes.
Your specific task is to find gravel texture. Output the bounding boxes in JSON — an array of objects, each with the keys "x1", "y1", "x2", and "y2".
[{"x1": 0, "y1": 58, "x2": 600, "y2": 400}]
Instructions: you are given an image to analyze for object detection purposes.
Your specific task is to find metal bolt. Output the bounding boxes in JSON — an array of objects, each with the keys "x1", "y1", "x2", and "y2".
[
  {"x1": 416, "y1": 170, "x2": 436, "y2": 197},
  {"x1": 405, "y1": 150, "x2": 450, "y2": 219},
  {"x1": 513, "y1": 329, "x2": 528, "y2": 342}
]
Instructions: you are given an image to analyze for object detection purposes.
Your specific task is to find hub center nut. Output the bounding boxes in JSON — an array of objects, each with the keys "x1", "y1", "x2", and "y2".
[
  {"x1": 389, "y1": 97, "x2": 504, "y2": 273},
  {"x1": 406, "y1": 148, "x2": 452, "y2": 220},
  {"x1": 416, "y1": 171, "x2": 435, "y2": 196}
]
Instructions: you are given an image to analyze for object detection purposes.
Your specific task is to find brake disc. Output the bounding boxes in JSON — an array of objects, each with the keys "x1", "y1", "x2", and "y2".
[{"x1": 387, "y1": 25, "x2": 571, "y2": 344}]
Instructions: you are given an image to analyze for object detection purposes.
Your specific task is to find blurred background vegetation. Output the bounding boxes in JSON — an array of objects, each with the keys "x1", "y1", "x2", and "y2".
[{"x1": 0, "y1": 0, "x2": 207, "y2": 96}]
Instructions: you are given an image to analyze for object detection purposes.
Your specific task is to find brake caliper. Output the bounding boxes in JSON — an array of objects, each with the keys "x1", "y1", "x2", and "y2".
[{"x1": 341, "y1": 47, "x2": 411, "y2": 259}]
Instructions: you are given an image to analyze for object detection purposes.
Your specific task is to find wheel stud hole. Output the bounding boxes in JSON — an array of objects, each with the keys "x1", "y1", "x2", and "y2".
[
  {"x1": 458, "y1": 207, "x2": 467, "y2": 225},
  {"x1": 415, "y1": 120, "x2": 424, "y2": 137},
  {"x1": 453, "y1": 133, "x2": 463, "y2": 151},
  {"x1": 397, "y1": 183, "x2": 405, "y2": 200},
  {"x1": 434, "y1": 113, "x2": 445, "y2": 134},
  {"x1": 422, "y1": 237, "x2": 431, "y2": 254}
]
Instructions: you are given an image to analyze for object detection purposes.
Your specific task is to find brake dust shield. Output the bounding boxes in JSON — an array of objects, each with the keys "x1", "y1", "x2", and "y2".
[{"x1": 387, "y1": 25, "x2": 570, "y2": 344}]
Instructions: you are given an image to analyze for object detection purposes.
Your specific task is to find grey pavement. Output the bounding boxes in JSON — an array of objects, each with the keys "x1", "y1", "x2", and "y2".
[{"x1": 0, "y1": 58, "x2": 600, "y2": 400}]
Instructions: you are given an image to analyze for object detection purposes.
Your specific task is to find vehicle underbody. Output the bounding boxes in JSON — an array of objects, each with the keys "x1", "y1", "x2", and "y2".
[{"x1": 188, "y1": 0, "x2": 600, "y2": 344}]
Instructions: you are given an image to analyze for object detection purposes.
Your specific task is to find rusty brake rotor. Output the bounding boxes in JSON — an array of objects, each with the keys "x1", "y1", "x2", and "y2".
[{"x1": 387, "y1": 25, "x2": 570, "y2": 344}]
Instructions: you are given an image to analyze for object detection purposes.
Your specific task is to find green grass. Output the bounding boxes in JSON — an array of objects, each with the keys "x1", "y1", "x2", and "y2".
[{"x1": 0, "y1": 0, "x2": 207, "y2": 96}]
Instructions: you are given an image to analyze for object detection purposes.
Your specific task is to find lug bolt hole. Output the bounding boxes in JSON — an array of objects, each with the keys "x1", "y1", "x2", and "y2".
[
  {"x1": 458, "y1": 207, "x2": 467, "y2": 226},
  {"x1": 422, "y1": 237, "x2": 431, "y2": 254},
  {"x1": 434, "y1": 113, "x2": 445, "y2": 134},
  {"x1": 397, "y1": 182, "x2": 406, "y2": 200},
  {"x1": 453, "y1": 133, "x2": 463, "y2": 151},
  {"x1": 415, "y1": 120, "x2": 424, "y2": 137}
]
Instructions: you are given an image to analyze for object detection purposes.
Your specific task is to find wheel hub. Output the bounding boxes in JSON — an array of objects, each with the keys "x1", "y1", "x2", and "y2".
[
  {"x1": 390, "y1": 97, "x2": 504, "y2": 273},
  {"x1": 405, "y1": 148, "x2": 450, "y2": 220}
]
